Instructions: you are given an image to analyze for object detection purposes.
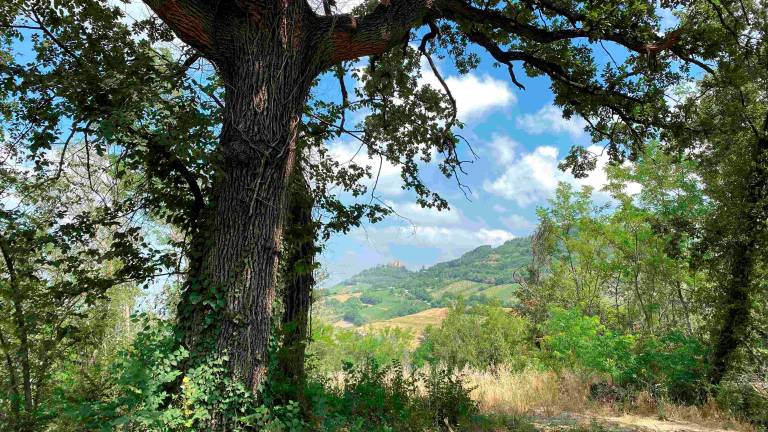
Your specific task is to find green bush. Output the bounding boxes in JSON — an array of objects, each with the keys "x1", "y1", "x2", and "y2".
[
  {"x1": 307, "y1": 323, "x2": 412, "y2": 375},
  {"x1": 632, "y1": 332, "x2": 709, "y2": 402},
  {"x1": 343, "y1": 309, "x2": 366, "y2": 325},
  {"x1": 542, "y1": 308, "x2": 709, "y2": 403},
  {"x1": 311, "y1": 360, "x2": 477, "y2": 432},
  {"x1": 56, "y1": 317, "x2": 306, "y2": 431},
  {"x1": 360, "y1": 292, "x2": 384, "y2": 305},
  {"x1": 415, "y1": 304, "x2": 532, "y2": 370},
  {"x1": 542, "y1": 307, "x2": 635, "y2": 379},
  {"x1": 717, "y1": 379, "x2": 768, "y2": 427}
]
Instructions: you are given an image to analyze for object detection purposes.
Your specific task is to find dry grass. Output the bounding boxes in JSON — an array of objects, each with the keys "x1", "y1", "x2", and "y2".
[
  {"x1": 327, "y1": 292, "x2": 362, "y2": 302},
  {"x1": 466, "y1": 367, "x2": 595, "y2": 415},
  {"x1": 363, "y1": 307, "x2": 450, "y2": 344},
  {"x1": 462, "y1": 366, "x2": 755, "y2": 432},
  {"x1": 319, "y1": 365, "x2": 754, "y2": 431}
]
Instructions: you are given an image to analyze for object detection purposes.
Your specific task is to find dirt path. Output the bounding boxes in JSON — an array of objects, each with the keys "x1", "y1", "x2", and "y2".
[{"x1": 530, "y1": 411, "x2": 741, "y2": 432}]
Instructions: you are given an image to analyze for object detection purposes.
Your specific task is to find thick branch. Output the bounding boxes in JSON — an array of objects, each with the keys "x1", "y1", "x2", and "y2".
[
  {"x1": 443, "y1": 0, "x2": 682, "y2": 55},
  {"x1": 318, "y1": 0, "x2": 433, "y2": 67},
  {"x1": 320, "y1": 0, "x2": 684, "y2": 72},
  {"x1": 142, "y1": 0, "x2": 216, "y2": 56},
  {"x1": 466, "y1": 30, "x2": 642, "y2": 104}
]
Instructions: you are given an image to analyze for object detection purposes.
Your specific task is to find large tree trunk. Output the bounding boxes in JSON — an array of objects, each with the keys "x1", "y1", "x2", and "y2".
[
  {"x1": 176, "y1": 1, "x2": 322, "y2": 392},
  {"x1": 144, "y1": 0, "x2": 429, "y2": 405},
  {"x1": 275, "y1": 169, "x2": 316, "y2": 404},
  {"x1": 709, "y1": 136, "x2": 768, "y2": 385}
]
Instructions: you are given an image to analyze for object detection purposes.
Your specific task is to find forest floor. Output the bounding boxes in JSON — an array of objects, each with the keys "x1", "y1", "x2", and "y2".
[{"x1": 529, "y1": 411, "x2": 746, "y2": 432}]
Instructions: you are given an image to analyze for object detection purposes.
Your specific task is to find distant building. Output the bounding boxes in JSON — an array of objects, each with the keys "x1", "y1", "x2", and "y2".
[{"x1": 387, "y1": 260, "x2": 405, "y2": 268}]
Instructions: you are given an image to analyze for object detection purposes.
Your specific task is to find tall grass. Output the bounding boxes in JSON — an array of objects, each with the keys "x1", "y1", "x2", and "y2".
[{"x1": 462, "y1": 366, "x2": 755, "y2": 432}]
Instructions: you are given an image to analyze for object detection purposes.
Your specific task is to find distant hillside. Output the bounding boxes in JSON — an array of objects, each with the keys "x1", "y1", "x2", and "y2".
[
  {"x1": 326, "y1": 261, "x2": 413, "y2": 294},
  {"x1": 318, "y1": 237, "x2": 532, "y2": 326}
]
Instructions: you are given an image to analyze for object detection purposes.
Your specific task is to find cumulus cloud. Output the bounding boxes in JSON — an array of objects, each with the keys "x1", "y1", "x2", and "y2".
[
  {"x1": 488, "y1": 135, "x2": 518, "y2": 165},
  {"x1": 325, "y1": 141, "x2": 405, "y2": 197},
  {"x1": 501, "y1": 214, "x2": 538, "y2": 236},
  {"x1": 483, "y1": 142, "x2": 622, "y2": 206},
  {"x1": 420, "y1": 70, "x2": 516, "y2": 119},
  {"x1": 516, "y1": 105, "x2": 587, "y2": 138},
  {"x1": 483, "y1": 145, "x2": 563, "y2": 206}
]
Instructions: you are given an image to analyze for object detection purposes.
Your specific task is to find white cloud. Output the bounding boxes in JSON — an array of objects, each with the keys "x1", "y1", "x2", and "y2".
[
  {"x1": 483, "y1": 142, "x2": 617, "y2": 206},
  {"x1": 492, "y1": 204, "x2": 507, "y2": 213},
  {"x1": 488, "y1": 135, "x2": 518, "y2": 165},
  {"x1": 516, "y1": 105, "x2": 587, "y2": 138},
  {"x1": 325, "y1": 141, "x2": 405, "y2": 197},
  {"x1": 483, "y1": 145, "x2": 563, "y2": 206},
  {"x1": 420, "y1": 70, "x2": 515, "y2": 119},
  {"x1": 353, "y1": 225, "x2": 514, "y2": 252},
  {"x1": 501, "y1": 214, "x2": 537, "y2": 236}
]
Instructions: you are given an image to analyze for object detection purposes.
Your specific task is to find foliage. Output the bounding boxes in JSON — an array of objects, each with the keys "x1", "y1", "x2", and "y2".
[
  {"x1": 415, "y1": 304, "x2": 532, "y2": 370},
  {"x1": 57, "y1": 317, "x2": 307, "y2": 432},
  {"x1": 524, "y1": 166, "x2": 708, "y2": 335},
  {"x1": 307, "y1": 323, "x2": 412, "y2": 376},
  {"x1": 716, "y1": 380, "x2": 768, "y2": 428},
  {"x1": 541, "y1": 308, "x2": 709, "y2": 403},
  {"x1": 668, "y1": 0, "x2": 768, "y2": 387},
  {"x1": 360, "y1": 292, "x2": 383, "y2": 305},
  {"x1": 542, "y1": 307, "x2": 635, "y2": 380},
  {"x1": 313, "y1": 360, "x2": 477, "y2": 432}
]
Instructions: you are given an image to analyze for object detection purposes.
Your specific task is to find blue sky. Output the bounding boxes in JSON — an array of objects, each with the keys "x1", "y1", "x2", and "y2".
[
  {"x1": 316, "y1": 49, "x2": 618, "y2": 287},
  {"x1": 33, "y1": 0, "x2": 672, "y2": 288},
  {"x1": 308, "y1": 2, "x2": 683, "y2": 287}
]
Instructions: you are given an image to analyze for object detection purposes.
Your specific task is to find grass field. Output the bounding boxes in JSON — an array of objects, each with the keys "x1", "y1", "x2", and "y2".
[
  {"x1": 433, "y1": 280, "x2": 490, "y2": 297},
  {"x1": 480, "y1": 283, "x2": 519, "y2": 301},
  {"x1": 326, "y1": 292, "x2": 361, "y2": 302},
  {"x1": 363, "y1": 307, "x2": 450, "y2": 345}
]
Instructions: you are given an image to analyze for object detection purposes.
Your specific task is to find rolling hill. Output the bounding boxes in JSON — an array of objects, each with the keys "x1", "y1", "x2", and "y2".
[{"x1": 317, "y1": 237, "x2": 532, "y2": 326}]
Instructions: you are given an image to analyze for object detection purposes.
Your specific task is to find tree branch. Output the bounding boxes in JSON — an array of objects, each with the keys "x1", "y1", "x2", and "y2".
[
  {"x1": 142, "y1": 0, "x2": 216, "y2": 56},
  {"x1": 318, "y1": 0, "x2": 433, "y2": 67}
]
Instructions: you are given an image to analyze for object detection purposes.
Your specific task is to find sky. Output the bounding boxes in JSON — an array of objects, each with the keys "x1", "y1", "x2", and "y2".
[
  {"x1": 316, "y1": 51, "x2": 621, "y2": 287},
  {"x1": 91, "y1": 1, "x2": 674, "y2": 287},
  {"x1": 305, "y1": 3, "x2": 680, "y2": 287}
]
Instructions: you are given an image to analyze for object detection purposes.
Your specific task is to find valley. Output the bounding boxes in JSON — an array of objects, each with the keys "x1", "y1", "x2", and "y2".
[{"x1": 316, "y1": 237, "x2": 532, "y2": 328}]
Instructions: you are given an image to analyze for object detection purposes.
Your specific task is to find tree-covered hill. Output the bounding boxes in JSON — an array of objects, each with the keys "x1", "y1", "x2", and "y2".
[
  {"x1": 325, "y1": 261, "x2": 414, "y2": 294},
  {"x1": 318, "y1": 238, "x2": 532, "y2": 325}
]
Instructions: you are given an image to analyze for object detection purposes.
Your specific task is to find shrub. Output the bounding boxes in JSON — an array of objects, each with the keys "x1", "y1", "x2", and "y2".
[
  {"x1": 631, "y1": 332, "x2": 709, "y2": 402},
  {"x1": 312, "y1": 360, "x2": 477, "y2": 431},
  {"x1": 717, "y1": 379, "x2": 768, "y2": 427},
  {"x1": 55, "y1": 317, "x2": 305, "y2": 431},
  {"x1": 307, "y1": 323, "x2": 412, "y2": 375},
  {"x1": 360, "y1": 293, "x2": 383, "y2": 305},
  {"x1": 415, "y1": 304, "x2": 532, "y2": 370},
  {"x1": 542, "y1": 307, "x2": 635, "y2": 379},
  {"x1": 542, "y1": 308, "x2": 710, "y2": 403},
  {"x1": 343, "y1": 309, "x2": 366, "y2": 325}
]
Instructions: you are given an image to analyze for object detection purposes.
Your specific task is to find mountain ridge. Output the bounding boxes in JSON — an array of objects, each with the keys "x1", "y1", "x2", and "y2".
[{"x1": 319, "y1": 237, "x2": 533, "y2": 325}]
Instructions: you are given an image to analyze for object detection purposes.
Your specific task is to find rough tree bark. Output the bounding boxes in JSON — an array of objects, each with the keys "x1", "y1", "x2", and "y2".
[
  {"x1": 276, "y1": 169, "x2": 316, "y2": 404},
  {"x1": 709, "y1": 136, "x2": 768, "y2": 385},
  {"x1": 144, "y1": 0, "x2": 431, "y2": 394}
]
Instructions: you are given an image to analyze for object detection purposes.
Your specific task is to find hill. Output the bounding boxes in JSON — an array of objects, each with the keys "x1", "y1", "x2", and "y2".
[{"x1": 317, "y1": 237, "x2": 532, "y2": 326}]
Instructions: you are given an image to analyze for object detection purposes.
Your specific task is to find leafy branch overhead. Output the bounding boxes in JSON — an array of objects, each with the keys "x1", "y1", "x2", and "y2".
[{"x1": 144, "y1": 0, "x2": 697, "y2": 170}]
